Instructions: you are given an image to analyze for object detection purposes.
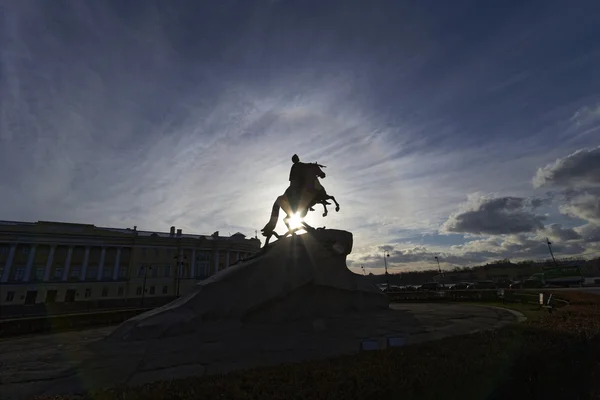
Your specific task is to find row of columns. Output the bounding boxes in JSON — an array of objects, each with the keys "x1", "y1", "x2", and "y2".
[
  {"x1": 1, "y1": 244, "x2": 123, "y2": 283},
  {"x1": 2, "y1": 244, "x2": 256, "y2": 283}
]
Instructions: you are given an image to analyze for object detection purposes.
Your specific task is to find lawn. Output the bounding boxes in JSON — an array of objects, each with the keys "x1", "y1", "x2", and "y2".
[{"x1": 37, "y1": 291, "x2": 600, "y2": 400}]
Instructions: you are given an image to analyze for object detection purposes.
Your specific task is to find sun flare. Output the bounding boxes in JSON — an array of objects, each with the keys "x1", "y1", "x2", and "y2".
[{"x1": 287, "y1": 212, "x2": 303, "y2": 230}]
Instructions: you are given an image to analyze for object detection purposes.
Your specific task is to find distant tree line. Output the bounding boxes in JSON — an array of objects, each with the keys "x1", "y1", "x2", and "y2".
[{"x1": 363, "y1": 256, "x2": 600, "y2": 285}]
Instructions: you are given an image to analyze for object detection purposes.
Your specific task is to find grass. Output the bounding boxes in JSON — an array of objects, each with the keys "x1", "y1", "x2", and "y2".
[{"x1": 36, "y1": 291, "x2": 600, "y2": 400}]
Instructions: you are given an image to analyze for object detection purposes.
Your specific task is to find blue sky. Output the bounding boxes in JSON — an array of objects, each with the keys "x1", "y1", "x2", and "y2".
[{"x1": 1, "y1": 0, "x2": 599, "y2": 274}]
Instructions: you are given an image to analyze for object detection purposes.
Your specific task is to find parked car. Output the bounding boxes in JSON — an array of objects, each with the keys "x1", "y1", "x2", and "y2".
[
  {"x1": 494, "y1": 280, "x2": 513, "y2": 289},
  {"x1": 451, "y1": 282, "x2": 471, "y2": 290},
  {"x1": 522, "y1": 279, "x2": 544, "y2": 288},
  {"x1": 419, "y1": 282, "x2": 446, "y2": 291},
  {"x1": 468, "y1": 281, "x2": 496, "y2": 289}
]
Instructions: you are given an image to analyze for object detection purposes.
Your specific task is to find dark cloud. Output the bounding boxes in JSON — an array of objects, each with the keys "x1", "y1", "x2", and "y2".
[
  {"x1": 575, "y1": 224, "x2": 600, "y2": 243},
  {"x1": 539, "y1": 223, "x2": 581, "y2": 242},
  {"x1": 441, "y1": 195, "x2": 546, "y2": 235},
  {"x1": 533, "y1": 146, "x2": 600, "y2": 189}
]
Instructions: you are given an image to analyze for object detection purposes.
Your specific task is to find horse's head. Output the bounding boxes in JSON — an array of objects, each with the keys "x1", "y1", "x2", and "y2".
[{"x1": 308, "y1": 162, "x2": 326, "y2": 179}]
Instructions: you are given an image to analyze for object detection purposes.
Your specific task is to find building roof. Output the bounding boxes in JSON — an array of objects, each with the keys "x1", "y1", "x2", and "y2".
[{"x1": 0, "y1": 220, "x2": 258, "y2": 241}]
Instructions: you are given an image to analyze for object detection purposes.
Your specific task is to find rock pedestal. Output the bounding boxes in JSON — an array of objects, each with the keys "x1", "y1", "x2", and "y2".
[{"x1": 108, "y1": 229, "x2": 388, "y2": 341}]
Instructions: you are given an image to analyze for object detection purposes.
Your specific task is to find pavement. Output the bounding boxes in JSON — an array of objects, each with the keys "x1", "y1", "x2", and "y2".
[{"x1": 0, "y1": 303, "x2": 520, "y2": 399}]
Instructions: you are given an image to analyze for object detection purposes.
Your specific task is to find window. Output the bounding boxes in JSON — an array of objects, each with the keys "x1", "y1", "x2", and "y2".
[
  {"x1": 141, "y1": 247, "x2": 147, "y2": 257},
  {"x1": 163, "y1": 265, "x2": 171, "y2": 277},
  {"x1": 136, "y1": 286, "x2": 142, "y2": 296},
  {"x1": 149, "y1": 286, "x2": 155, "y2": 295},
  {"x1": 87, "y1": 267, "x2": 98, "y2": 280},
  {"x1": 0, "y1": 246, "x2": 8, "y2": 254},
  {"x1": 117, "y1": 287, "x2": 124, "y2": 296},
  {"x1": 102, "y1": 267, "x2": 112, "y2": 279},
  {"x1": 5, "y1": 291, "x2": 15, "y2": 302},
  {"x1": 118, "y1": 266, "x2": 127, "y2": 278},
  {"x1": 151, "y1": 267, "x2": 158, "y2": 278},
  {"x1": 196, "y1": 262, "x2": 209, "y2": 278},
  {"x1": 162, "y1": 285, "x2": 168, "y2": 295},
  {"x1": 34, "y1": 267, "x2": 44, "y2": 281},
  {"x1": 154, "y1": 248, "x2": 160, "y2": 257},
  {"x1": 14, "y1": 267, "x2": 25, "y2": 280},
  {"x1": 138, "y1": 265, "x2": 145, "y2": 277},
  {"x1": 53, "y1": 268, "x2": 63, "y2": 280},
  {"x1": 101, "y1": 287, "x2": 108, "y2": 297},
  {"x1": 22, "y1": 247, "x2": 30, "y2": 255},
  {"x1": 84, "y1": 288, "x2": 91, "y2": 298},
  {"x1": 70, "y1": 267, "x2": 80, "y2": 280}
]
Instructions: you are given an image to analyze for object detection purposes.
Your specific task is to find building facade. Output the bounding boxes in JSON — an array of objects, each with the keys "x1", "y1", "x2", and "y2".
[{"x1": 0, "y1": 221, "x2": 261, "y2": 309}]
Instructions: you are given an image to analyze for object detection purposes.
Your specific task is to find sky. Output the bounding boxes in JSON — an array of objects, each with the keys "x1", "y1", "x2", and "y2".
[{"x1": 1, "y1": 0, "x2": 599, "y2": 274}]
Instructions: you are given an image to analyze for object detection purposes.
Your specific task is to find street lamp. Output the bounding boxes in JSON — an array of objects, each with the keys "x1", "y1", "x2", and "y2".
[
  {"x1": 173, "y1": 254, "x2": 188, "y2": 297},
  {"x1": 361, "y1": 264, "x2": 366, "y2": 276},
  {"x1": 546, "y1": 238, "x2": 558, "y2": 266},
  {"x1": 384, "y1": 251, "x2": 390, "y2": 288},
  {"x1": 140, "y1": 264, "x2": 152, "y2": 307}
]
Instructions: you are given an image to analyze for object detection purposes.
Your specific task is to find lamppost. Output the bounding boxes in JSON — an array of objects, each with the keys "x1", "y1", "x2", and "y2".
[
  {"x1": 173, "y1": 254, "x2": 188, "y2": 297},
  {"x1": 140, "y1": 264, "x2": 151, "y2": 307},
  {"x1": 434, "y1": 256, "x2": 442, "y2": 283},
  {"x1": 546, "y1": 238, "x2": 558, "y2": 266},
  {"x1": 435, "y1": 256, "x2": 442, "y2": 274},
  {"x1": 384, "y1": 251, "x2": 390, "y2": 288},
  {"x1": 361, "y1": 264, "x2": 366, "y2": 276}
]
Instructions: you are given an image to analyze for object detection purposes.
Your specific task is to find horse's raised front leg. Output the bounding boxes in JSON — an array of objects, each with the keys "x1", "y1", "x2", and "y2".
[
  {"x1": 321, "y1": 201, "x2": 328, "y2": 217},
  {"x1": 329, "y1": 195, "x2": 340, "y2": 212}
]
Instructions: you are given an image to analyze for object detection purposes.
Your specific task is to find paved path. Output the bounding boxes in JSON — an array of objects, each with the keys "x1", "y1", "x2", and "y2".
[{"x1": 0, "y1": 303, "x2": 520, "y2": 399}]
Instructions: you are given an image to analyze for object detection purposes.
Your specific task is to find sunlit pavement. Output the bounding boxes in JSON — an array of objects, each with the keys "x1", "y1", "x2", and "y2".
[{"x1": 0, "y1": 303, "x2": 520, "y2": 400}]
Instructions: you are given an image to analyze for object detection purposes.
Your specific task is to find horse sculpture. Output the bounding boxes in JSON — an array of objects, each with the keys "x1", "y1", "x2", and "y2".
[{"x1": 261, "y1": 162, "x2": 340, "y2": 246}]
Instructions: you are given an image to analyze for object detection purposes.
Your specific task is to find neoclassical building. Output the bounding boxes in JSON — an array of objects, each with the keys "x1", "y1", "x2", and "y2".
[{"x1": 0, "y1": 220, "x2": 261, "y2": 308}]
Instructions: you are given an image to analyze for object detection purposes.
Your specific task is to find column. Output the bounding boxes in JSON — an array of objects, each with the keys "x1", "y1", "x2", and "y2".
[
  {"x1": 22, "y1": 245, "x2": 37, "y2": 282},
  {"x1": 112, "y1": 247, "x2": 121, "y2": 280},
  {"x1": 1, "y1": 244, "x2": 17, "y2": 282},
  {"x1": 191, "y1": 249, "x2": 196, "y2": 278},
  {"x1": 80, "y1": 246, "x2": 90, "y2": 281},
  {"x1": 62, "y1": 246, "x2": 73, "y2": 281},
  {"x1": 43, "y1": 245, "x2": 56, "y2": 281},
  {"x1": 179, "y1": 249, "x2": 184, "y2": 278},
  {"x1": 213, "y1": 250, "x2": 219, "y2": 274},
  {"x1": 225, "y1": 251, "x2": 230, "y2": 269},
  {"x1": 97, "y1": 247, "x2": 106, "y2": 280}
]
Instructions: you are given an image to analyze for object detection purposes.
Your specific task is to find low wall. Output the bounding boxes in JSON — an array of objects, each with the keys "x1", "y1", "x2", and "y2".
[
  {"x1": 0, "y1": 296, "x2": 177, "y2": 319},
  {"x1": 0, "y1": 308, "x2": 151, "y2": 338}
]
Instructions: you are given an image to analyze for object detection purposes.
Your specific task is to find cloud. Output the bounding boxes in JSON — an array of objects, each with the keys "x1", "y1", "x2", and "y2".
[
  {"x1": 533, "y1": 146, "x2": 600, "y2": 189},
  {"x1": 538, "y1": 223, "x2": 581, "y2": 242},
  {"x1": 574, "y1": 224, "x2": 600, "y2": 243},
  {"x1": 559, "y1": 190, "x2": 600, "y2": 225},
  {"x1": 440, "y1": 194, "x2": 546, "y2": 235},
  {"x1": 571, "y1": 104, "x2": 600, "y2": 126}
]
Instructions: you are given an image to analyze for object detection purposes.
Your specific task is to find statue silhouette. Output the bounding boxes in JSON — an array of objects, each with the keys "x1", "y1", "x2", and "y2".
[{"x1": 261, "y1": 155, "x2": 340, "y2": 245}]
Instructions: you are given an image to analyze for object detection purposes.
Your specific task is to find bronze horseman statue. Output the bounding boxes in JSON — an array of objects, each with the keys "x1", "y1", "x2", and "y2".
[{"x1": 261, "y1": 154, "x2": 340, "y2": 245}]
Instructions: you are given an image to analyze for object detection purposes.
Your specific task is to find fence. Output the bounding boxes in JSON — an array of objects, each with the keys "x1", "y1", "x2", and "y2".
[{"x1": 387, "y1": 289, "x2": 569, "y2": 309}]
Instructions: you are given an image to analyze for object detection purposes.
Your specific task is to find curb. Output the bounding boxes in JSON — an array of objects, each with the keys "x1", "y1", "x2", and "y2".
[{"x1": 467, "y1": 304, "x2": 527, "y2": 323}]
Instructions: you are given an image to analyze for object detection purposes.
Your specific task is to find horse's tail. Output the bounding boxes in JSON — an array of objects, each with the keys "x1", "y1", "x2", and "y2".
[{"x1": 261, "y1": 198, "x2": 280, "y2": 235}]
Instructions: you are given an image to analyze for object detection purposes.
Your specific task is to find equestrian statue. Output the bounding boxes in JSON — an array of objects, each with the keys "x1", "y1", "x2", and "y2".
[{"x1": 261, "y1": 154, "x2": 340, "y2": 246}]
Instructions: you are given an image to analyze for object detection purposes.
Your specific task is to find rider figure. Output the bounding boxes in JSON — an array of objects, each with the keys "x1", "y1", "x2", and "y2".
[{"x1": 289, "y1": 154, "x2": 328, "y2": 210}]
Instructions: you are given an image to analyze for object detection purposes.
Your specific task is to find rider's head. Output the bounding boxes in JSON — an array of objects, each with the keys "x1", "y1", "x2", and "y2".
[{"x1": 292, "y1": 154, "x2": 300, "y2": 164}]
